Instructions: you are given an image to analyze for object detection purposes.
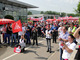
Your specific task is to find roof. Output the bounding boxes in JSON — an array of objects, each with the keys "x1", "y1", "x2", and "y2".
[{"x1": 0, "y1": 0, "x2": 38, "y2": 8}]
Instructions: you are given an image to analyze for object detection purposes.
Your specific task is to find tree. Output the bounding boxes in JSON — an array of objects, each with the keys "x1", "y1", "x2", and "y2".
[
  {"x1": 77, "y1": 2, "x2": 80, "y2": 13},
  {"x1": 5, "y1": 15, "x2": 14, "y2": 20},
  {"x1": 40, "y1": 11, "x2": 44, "y2": 14},
  {"x1": 60, "y1": 12, "x2": 66, "y2": 17},
  {"x1": 28, "y1": 11, "x2": 32, "y2": 15}
]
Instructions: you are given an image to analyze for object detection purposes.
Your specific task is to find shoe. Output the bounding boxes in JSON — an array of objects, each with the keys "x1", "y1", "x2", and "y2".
[
  {"x1": 47, "y1": 50, "x2": 49, "y2": 52},
  {"x1": 49, "y1": 51, "x2": 51, "y2": 53},
  {"x1": 33, "y1": 44, "x2": 34, "y2": 45}
]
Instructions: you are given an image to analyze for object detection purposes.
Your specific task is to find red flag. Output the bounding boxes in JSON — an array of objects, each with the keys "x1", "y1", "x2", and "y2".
[{"x1": 12, "y1": 20, "x2": 22, "y2": 33}]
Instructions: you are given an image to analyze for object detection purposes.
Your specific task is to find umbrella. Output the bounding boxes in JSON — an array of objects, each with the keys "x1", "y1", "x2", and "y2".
[
  {"x1": 0, "y1": 19, "x2": 15, "y2": 25},
  {"x1": 46, "y1": 19, "x2": 55, "y2": 22},
  {"x1": 56, "y1": 19, "x2": 61, "y2": 21}
]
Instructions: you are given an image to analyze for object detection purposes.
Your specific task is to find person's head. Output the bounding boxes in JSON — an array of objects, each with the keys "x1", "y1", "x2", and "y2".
[
  {"x1": 21, "y1": 35, "x2": 24, "y2": 39},
  {"x1": 70, "y1": 23, "x2": 74, "y2": 28},
  {"x1": 60, "y1": 24, "x2": 63, "y2": 27},
  {"x1": 47, "y1": 27, "x2": 50, "y2": 30},
  {"x1": 25, "y1": 23, "x2": 28, "y2": 27},
  {"x1": 7, "y1": 23, "x2": 10, "y2": 27},
  {"x1": 62, "y1": 26, "x2": 68, "y2": 33},
  {"x1": 68, "y1": 34, "x2": 75, "y2": 43},
  {"x1": 4, "y1": 24, "x2": 6, "y2": 27}
]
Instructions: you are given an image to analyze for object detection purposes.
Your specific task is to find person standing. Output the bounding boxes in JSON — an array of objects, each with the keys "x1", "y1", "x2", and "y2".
[
  {"x1": 25, "y1": 23, "x2": 31, "y2": 45},
  {"x1": 58, "y1": 26, "x2": 69, "y2": 60},
  {"x1": 52, "y1": 24, "x2": 58, "y2": 43},
  {"x1": 43, "y1": 27, "x2": 52, "y2": 53},
  {"x1": 62, "y1": 34, "x2": 76, "y2": 60},
  {"x1": 68, "y1": 23, "x2": 77, "y2": 35},
  {"x1": 1, "y1": 24, "x2": 6, "y2": 43},
  {"x1": 4, "y1": 24, "x2": 12, "y2": 45},
  {"x1": 32, "y1": 26, "x2": 38, "y2": 46}
]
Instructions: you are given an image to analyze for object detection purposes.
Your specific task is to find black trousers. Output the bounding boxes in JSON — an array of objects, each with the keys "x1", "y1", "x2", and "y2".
[
  {"x1": 33, "y1": 37, "x2": 38, "y2": 45},
  {"x1": 53, "y1": 35, "x2": 57, "y2": 43}
]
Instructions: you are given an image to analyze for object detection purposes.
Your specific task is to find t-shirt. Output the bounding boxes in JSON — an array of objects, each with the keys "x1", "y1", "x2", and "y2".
[
  {"x1": 1, "y1": 27, "x2": 6, "y2": 33},
  {"x1": 58, "y1": 32, "x2": 69, "y2": 48},
  {"x1": 62, "y1": 42, "x2": 76, "y2": 59},
  {"x1": 18, "y1": 27, "x2": 26, "y2": 36},
  {"x1": 46, "y1": 30, "x2": 52, "y2": 39},
  {"x1": 58, "y1": 27, "x2": 63, "y2": 34},
  {"x1": 6, "y1": 27, "x2": 12, "y2": 34},
  {"x1": 76, "y1": 37, "x2": 80, "y2": 43}
]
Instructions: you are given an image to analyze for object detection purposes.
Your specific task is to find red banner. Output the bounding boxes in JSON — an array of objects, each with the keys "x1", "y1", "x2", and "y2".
[
  {"x1": 30, "y1": 17, "x2": 44, "y2": 21},
  {"x1": 12, "y1": 20, "x2": 22, "y2": 33}
]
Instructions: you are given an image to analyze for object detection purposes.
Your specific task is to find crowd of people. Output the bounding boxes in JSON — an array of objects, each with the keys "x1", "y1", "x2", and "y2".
[{"x1": 0, "y1": 20, "x2": 80, "y2": 60}]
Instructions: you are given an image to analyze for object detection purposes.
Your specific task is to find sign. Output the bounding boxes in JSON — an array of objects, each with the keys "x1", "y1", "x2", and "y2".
[
  {"x1": 30, "y1": 17, "x2": 44, "y2": 21},
  {"x1": 12, "y1": 20, "x2": 22, "y2": 33}
]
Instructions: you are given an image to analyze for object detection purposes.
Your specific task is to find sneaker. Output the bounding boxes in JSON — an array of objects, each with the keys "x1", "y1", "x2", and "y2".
[{"x1": 47, "y1": 50, "x2": 49, "y2": 52}]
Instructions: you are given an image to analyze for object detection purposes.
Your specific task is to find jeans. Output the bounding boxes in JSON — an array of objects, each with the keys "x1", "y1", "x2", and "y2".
[
  {"x1": 25, "y1": 33, "x2": 31, "y2": 44},
  {"x1": 33, "y1": 36, "x2": 38, "y2": 45},
  {"x1": 46, "y1": 38, "x2": 51, "y2": 51},
  {"x1": 11, "y1": 34, "x2": 17, "y2": 46},
  {"x1": 4, "y1": 33, "x2": 10, "y2": 44},
  {"x1": 53, "y1": 35, "x2": 57, "y2": 43},
  {"x1": 18, "y1": 36, "x2": 21, "y2": 43},
  {"x1": 60, "y1": 48, "x2": 63, "y2": 60}
]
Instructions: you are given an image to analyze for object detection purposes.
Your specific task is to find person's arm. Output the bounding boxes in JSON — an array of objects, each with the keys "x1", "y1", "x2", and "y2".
[
  {"x1": 63, "y1": 43, "x2": 73, "y2": 53},
  {"x1": 73, "y1": 27, "x2": 80, "y2": 38},
  {"x1": 61, "y1": 39, "x2": 68, "y2": 42}
]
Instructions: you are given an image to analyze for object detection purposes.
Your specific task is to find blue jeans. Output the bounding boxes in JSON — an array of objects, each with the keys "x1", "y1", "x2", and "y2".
[
  {"x1": 25, "y1": 33, "x2": 31, "y2": 44},
  {"x1": 11, "y1": 34, "x2": 17, "y2": 46},
  {"x1": 4, "y1": 33, "x2": 10, "y2": 44},
  {"x1": 60, "y1": 48, "x2": 63, "y2": 60},
  {"x1": 18, "y1": 36, "x2": 21, "y2": 43}
]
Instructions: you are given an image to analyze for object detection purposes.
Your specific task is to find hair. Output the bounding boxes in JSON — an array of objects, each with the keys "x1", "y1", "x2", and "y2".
[
  {"x1": 70, "y1": 22, "x2": 74, "y2": 26},
  {"x1": 63, "y1": 26, "x2": 68, "y2": 30},
  {"x1": 69, "y1": 34, "x2": 75, "y2": 39}
]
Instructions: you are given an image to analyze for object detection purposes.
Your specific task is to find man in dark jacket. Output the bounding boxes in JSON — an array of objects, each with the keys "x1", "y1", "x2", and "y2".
[{"x1": 32, "y1": 26, "x2": 38, "y2": 46}]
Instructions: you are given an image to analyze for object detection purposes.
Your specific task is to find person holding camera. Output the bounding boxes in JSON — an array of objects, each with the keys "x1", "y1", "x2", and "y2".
[
  {"x1": 58, "y1": 26, "x2": 69, "y2": 60},
  {"x1": 32, "y1": 26, "x2": 38, "y2": 46},
  {"x1": 62, "y1": 34, "x2": 77, "y2": 60}
]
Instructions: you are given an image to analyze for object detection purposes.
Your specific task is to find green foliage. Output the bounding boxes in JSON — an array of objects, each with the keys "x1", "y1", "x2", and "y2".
[
  {"x1": 5, "y1": 15, "x2": 14, "y2": 20},
  {"x1": 28, "y1": 11, "x2": 32, "y2": 15},
  {"x1": 40, "y1": 11, "x2": 44, "y2": 14},
  {"x1": 60, "y1": 12, "x2": 66, "y2": 17},
  {"x1": 77, "y1": 2, "x2": 80, "y2": 13}
]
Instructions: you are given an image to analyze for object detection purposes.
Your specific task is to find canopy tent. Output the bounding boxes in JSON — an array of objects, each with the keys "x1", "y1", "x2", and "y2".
[
  {"x1": 0, "y1": 19, "x2": 15, "y2": 25},
  {"x1": 58, "y1": 16, "x2": 79, "y2": 21}
]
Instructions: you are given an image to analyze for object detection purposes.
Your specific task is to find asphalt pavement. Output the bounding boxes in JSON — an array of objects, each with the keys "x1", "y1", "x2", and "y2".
[{"x1": 0, "y1": 37, "x2": 59, "y2": 60}]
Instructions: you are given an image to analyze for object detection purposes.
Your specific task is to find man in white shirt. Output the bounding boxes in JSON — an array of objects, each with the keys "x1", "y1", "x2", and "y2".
[
  {"x1": 58, "y1": 26, "x2": 69, "y2": 60},
  {"x1": 43, "y1": 26, "x2": 52, "y2": 53}
]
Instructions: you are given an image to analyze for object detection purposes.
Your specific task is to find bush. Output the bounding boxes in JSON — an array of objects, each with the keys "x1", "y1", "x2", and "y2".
[{"x1": 5, "y1": 15, "x2": 14, "y2": 20}]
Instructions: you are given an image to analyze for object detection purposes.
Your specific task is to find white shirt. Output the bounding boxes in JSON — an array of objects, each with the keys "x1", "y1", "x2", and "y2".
[
  {"x1": 19, "y1": 39, "x2": 26, "y2": 47},
  {"x1": 58, "y1": 32, "x2": 69, "y2": 48},
  {"x1": 18, "y1": 27, "x2": 26, "y2": 36},
  {"x1": 76, "y1": 37, "x2": 80, "y2": 43},
  {"x1": 46, "y1": 30, "x2": 52, "y2": 39},
  {"x1": 58, "y1": 27, "x2": 63, "y2": 34},
  {"x1": 62, "y1": 42, "x2": 76, "y2": 59}
]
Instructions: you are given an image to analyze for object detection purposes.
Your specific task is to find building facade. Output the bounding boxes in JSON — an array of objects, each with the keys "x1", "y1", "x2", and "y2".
[{"x1": 0, "y1": 0, "x2": 38, "y2": 22}]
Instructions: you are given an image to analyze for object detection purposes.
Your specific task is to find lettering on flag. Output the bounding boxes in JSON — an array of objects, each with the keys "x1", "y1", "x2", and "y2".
[
  {"x1": 14, "y1": 23, "x2": 20, "y2": 29},
  {"x1": 12, "y1": 20, "x2": 22, "y2": 33}
]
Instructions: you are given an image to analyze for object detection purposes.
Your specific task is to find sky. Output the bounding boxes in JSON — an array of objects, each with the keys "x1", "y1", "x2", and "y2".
[{"x1": 18, "y1": 0, "x2": 80, "y2": 13}]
